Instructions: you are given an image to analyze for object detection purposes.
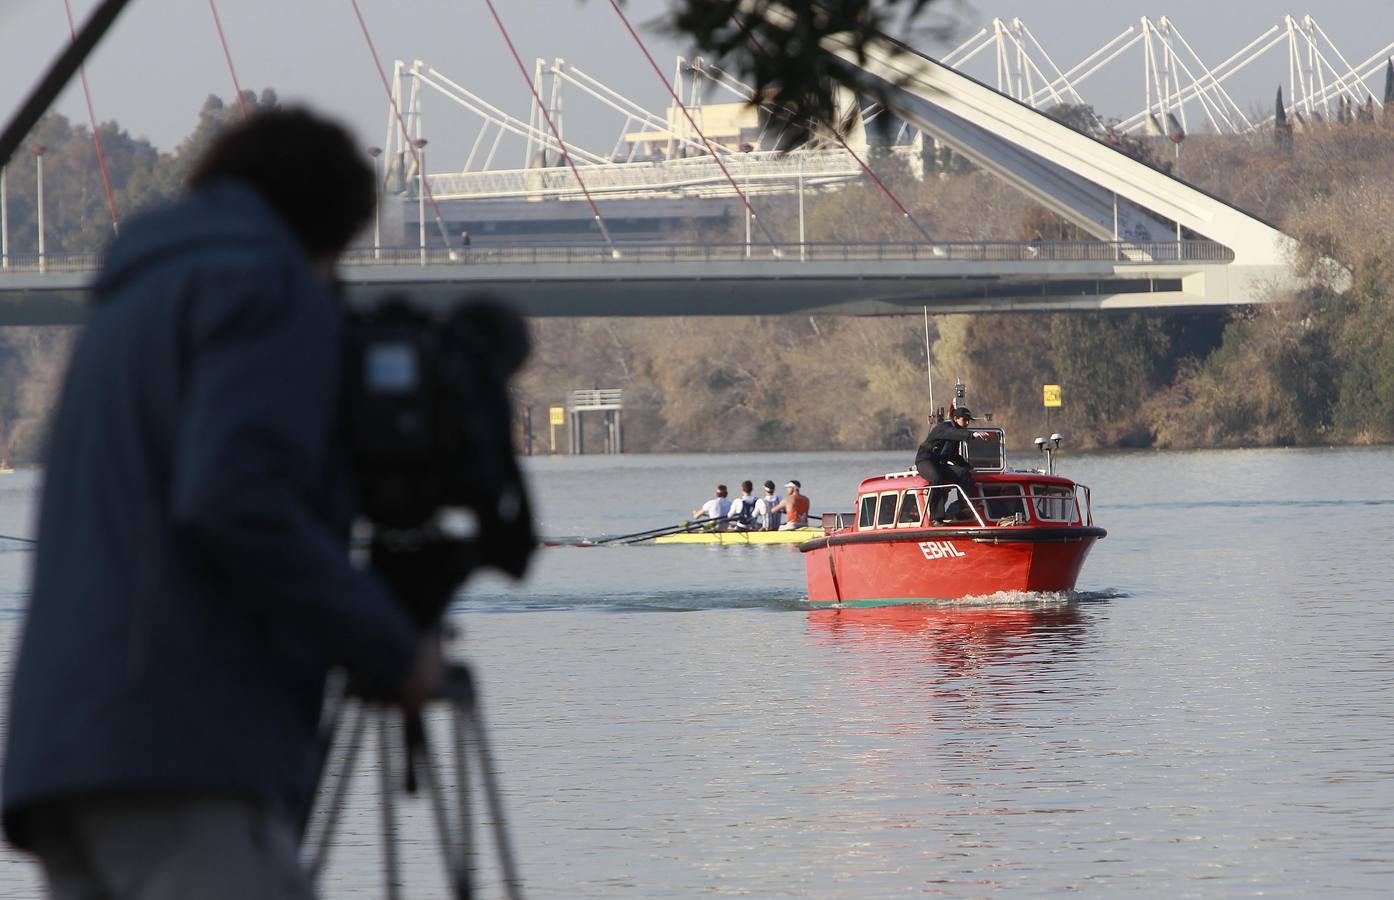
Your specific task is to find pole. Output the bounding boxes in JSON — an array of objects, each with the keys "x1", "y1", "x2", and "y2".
[
  {"x1": 923, "y1": 305, "x2": 934, "y2": 412},
  {"x1": 34, "y1": 146, "x2": 46, "y2": 274},
  {"x1": 415, "y1": 138, "x2": 427, "y2": 266},
  {"x1": 1112, "y1": 191, "x2": 1120, "y2": 260},
  {"x1": 1, "y1": 165, "x2": 8, "y2": 271},
  {"x1": 367, "y1": 146, "x2": 382, "y2": 261},
  {"x1": 797, "y1": 155, "x2": 806, "y2": 261}
]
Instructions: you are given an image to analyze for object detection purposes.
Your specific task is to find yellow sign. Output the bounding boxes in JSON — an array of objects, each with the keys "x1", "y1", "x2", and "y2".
[
  {"x1": 549, "y1": 406, "x2": 566, "y2": 426},
  {"x1": 1043, "y1": 384, "x2": 1062, "y2": 408}
]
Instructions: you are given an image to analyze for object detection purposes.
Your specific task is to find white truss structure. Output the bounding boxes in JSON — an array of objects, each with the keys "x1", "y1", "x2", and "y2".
[
  {"x1": 943, "y1": 15, "x2": 1394, "y2": 137},
  {"x1": 379, "y1": 55, "x2": 919, "y2": 205},
  {"x1": 378, "y1": 16, "x2": 1393, "y2": 213}
]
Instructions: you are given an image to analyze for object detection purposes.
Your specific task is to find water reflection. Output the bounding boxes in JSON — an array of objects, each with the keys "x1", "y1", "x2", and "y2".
[
  {"x1": 807, "y1": 599, "x2": 1088, "y2": 675},
  {"x1": 804, "y1": 599, "x2": 1096, "y2": 742}
]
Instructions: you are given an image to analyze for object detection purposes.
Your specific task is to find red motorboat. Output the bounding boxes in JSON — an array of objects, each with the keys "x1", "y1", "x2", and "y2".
[{"x1": 801, "y1": 424, "x2": 1105, "y2": 605}]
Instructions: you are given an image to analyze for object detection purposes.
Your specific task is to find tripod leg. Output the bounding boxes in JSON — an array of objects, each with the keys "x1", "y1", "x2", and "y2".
[
  {"x1": 379, "y1": 709, "x2": 402, "y2": 900},
  {"x1": 414, "y1": 715, "x2": 471, "y2": 899},
  {"x1": 306, "y1": 698, "x2": 368, "y2": 881},
  {"x1": 454, "y1": 699, "x2": 476, "y2": 899},
  {"x1": 462, "y1": 682, "x2": 525, "y2": 900}
]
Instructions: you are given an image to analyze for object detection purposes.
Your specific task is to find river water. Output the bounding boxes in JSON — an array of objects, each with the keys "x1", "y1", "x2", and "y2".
[{"x1": 1, "y1": 446, "x2": 1393, "y2": 897}]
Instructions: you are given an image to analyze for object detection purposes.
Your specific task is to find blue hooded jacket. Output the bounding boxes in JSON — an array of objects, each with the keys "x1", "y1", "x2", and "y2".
[{"x1": 2, "y1": 181, "x2": 417, "y2": 845}]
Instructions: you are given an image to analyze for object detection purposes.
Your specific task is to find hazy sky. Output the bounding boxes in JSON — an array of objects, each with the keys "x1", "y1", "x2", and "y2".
[{"x1": 2, "y1": 0, "x2": 1391, "y2": 163}]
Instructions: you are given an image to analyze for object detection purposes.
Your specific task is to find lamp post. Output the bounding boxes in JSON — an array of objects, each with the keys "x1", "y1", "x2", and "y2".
[
  {"x1": 414, "y1": 137, "x2": 428, "y2": 266},
  {"x1": 367, "y1": 146, "x2": 382, "y2": 261},
  {"x1": 1, "y1": 164, "x2": 9, "y2": 271},
  {"x1": 32, "y1": 145, "x2": 46, "y2": 274},
  {"x1": 797, "y1": 153, "x2": 806, "y2": 262}
]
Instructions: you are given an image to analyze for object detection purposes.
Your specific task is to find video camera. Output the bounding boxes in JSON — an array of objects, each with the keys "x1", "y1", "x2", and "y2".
[{"x1": 344, "y1": 295, "x2": 536, "y2": 627}]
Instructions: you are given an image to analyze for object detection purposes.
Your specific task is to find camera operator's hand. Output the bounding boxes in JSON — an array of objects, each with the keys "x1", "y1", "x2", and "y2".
[{"x1": 401, "y1": 634, "x2": 444, "y2": 713}]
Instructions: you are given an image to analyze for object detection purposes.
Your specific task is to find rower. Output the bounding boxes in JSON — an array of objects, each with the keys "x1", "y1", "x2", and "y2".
[
  {"x1": 771, "y1": 480, "x2": 811, "y2": 530},
  {"x1": 692, "y1": 484, "x2": 732, "y2": 529},
  {"x1": 729, "y1": 481, "x2": 758, "y2": 530}
]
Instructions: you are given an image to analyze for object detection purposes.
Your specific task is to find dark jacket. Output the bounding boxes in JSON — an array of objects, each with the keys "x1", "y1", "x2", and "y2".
[
  {"x1": 2, "y1": 181, "x2": 417, "y2": 846},
  {"x1": 915, "y1": 420, "x2": 974, "y2": 469}
]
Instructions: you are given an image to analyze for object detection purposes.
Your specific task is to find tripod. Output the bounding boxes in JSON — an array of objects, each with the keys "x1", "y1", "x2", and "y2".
[{"x1": 302, "y1": 662, "x2": 524, "y2": 899}]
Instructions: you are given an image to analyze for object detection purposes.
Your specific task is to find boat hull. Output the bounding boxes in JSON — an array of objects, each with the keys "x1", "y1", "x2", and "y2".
[
  {"x1": 654, "y1": 528, "x2": 820, "y2": 545},
  {"x1": 801, "y1": 526, "x2": 1103, "y2": 604}
]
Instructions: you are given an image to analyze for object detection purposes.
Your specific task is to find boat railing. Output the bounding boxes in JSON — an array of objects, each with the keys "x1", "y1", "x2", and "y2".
[
  {"x1": 926, "y1": 483, "x2": 1095, "y2": 527},
  {"x1": 854, "y1": 482, "x2": 1096, "y2": 531},
  {"x1": 925, "y1": 485, "x2": 990, "y2": 528},
  {"x1": 822, "y1": 511, "x2": 857, "y2": 533}
]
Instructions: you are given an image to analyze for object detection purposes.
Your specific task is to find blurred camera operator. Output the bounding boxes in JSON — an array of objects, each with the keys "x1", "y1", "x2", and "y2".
[{"x1": 3, "y1": 108, "x2": 437, "y2": 899}]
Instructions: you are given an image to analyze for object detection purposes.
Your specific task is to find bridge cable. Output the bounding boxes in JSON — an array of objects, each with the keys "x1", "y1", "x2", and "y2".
[
  {"x1": 728, "y1": 14, "x2": 936, "y2": 245},
  {"x1": 60, "y1": 0, "x2": 120, "y2": 233},
  {"x1": 606, "y1": 0, "x2": 782, "y2": 255},
  {"x1": 349, "y1": 0, "x2": 459, "y2": 259},
  {"x1": 829, "y1": 130, "x2": 935, "y2": 245},
  {"x1": 480, "y1": 0, "x2": 618, "y2": 256},
  {"x1": 207, "y1": 0, "x2": 250, "y2": 121}
]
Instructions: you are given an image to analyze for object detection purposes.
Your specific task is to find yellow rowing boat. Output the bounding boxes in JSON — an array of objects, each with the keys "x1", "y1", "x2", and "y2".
[{"x1": 653, "y1": 528, "x2": 821, "y2": 545}]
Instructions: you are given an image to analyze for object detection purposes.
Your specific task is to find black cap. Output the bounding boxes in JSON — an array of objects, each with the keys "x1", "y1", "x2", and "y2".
[{"x1": 952, "y1": 407, "x2": 974, "y2": 421}]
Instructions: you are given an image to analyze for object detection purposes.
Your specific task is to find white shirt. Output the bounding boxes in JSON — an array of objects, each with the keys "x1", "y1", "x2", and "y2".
[
  {"x1": 753, "y1": 493, "x2": 782, "y2": 530},
  {"x1": 698, "y1": 497, "x2": 732, "y2": 520}
]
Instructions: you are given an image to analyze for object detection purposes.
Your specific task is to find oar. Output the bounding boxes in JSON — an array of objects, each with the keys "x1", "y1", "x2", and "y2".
[
  {"x1": 543, "y1": 514, "x2": 739, "y2": 548},
  {"x1": 0, "y1": 533, "x2": 36, "y2": 545},
  {"x1": 616, "y1": 515, "x2": 736, "y2": 543}
]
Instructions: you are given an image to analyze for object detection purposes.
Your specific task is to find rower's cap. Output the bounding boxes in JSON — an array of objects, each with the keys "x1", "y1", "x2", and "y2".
[
  {"x1": 763, "y1": 480, "x2": 776, "y2": 491},
  {"x1": 953, "y1": 407, "x2": 974, "y2": 420},
  {"x1": 785, "y1": 480, "x2": 801, "y2": 489}
]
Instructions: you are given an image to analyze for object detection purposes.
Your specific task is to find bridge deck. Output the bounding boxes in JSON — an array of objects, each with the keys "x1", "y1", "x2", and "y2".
[{"x1": 0, "y1": 240, "x2": 1245, "y2": 324}]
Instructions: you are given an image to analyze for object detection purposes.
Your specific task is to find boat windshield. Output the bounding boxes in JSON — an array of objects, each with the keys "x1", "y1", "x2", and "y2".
[
  {"x1": 1031, "y1": 485, "x2": 1077, "y2": 522},
  {"x1": 898, "y1": 489, "x2": 923, "y2": 525},
  {"x1": 858, "y1": 495, "x2": 877, "y2": 528},
  {"x1": 876, "y1": 492, "x2": 899, "y2": 527},
  {"x1": 964, "y1": 431, "x2": 1004, "y2": 471}
]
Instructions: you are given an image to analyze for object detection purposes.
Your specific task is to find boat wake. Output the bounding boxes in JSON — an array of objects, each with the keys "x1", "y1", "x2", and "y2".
[
  {"x1": 448, "y1": 587, "x2": 1128, "y2": 614},
  {"x1": 821, "y1": 588, "x2": 1127, "y2": 610},
  {"x1": 451, "y1": 588, "x2": 811, "y2": 614}
]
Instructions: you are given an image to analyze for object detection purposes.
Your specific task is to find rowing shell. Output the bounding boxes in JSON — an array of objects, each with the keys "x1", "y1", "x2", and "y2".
[{"x1": 653, "y1": 528, "x2": 821, "y2": 545}]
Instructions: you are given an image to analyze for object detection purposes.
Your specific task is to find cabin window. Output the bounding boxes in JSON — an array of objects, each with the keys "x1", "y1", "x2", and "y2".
[
  {"x1": 1031, "y1": 485, "x2": 1076, "y2": 522},
  {"x1": 897, "y1": 489, "x2": 923, "y2": 526},
  {"x1": 858, "y1": 495, "x2": 878, "y2": 529},
  {"x1": 876, "y1": 492, "x2": 899, "y2": 528},
  {"x1": 982, "y1": 485, "x2": 1027, "y2": 520}
]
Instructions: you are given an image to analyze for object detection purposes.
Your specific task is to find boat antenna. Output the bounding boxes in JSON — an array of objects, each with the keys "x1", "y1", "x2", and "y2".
[{"x1": 923, "y1": 305, "x2": 934, "y2": 415}]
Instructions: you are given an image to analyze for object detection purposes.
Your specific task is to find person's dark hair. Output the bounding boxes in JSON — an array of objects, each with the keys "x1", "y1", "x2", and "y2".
[
  {"x1": 188, "y1": 108, "x2": 374, "y2": 257},
  {"x1": 741, "y1": 480, "x2": 753, "y2": 493}
]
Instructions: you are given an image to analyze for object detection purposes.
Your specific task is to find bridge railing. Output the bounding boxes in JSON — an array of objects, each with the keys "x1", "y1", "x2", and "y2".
[
  {"x1": 340, "y1": 240, "x2": 1234, "y2": 266},
  {"x1": 0, "y1": 240, "x2": 1234, "y2": 275}
]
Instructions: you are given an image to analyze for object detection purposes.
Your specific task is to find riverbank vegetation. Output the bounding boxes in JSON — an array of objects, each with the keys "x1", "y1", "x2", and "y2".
[{"x1": 2, "y1": 93, "x2": 1392, "y2": 461}]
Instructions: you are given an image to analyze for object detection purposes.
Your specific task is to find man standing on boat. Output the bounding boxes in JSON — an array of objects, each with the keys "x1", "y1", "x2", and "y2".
[
  {"x1": 772, "y1": 480, "x2": 811, "y2": 530},
  {"x1": 916, "y1": 408, "x2": 991, "y2": 524}
]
